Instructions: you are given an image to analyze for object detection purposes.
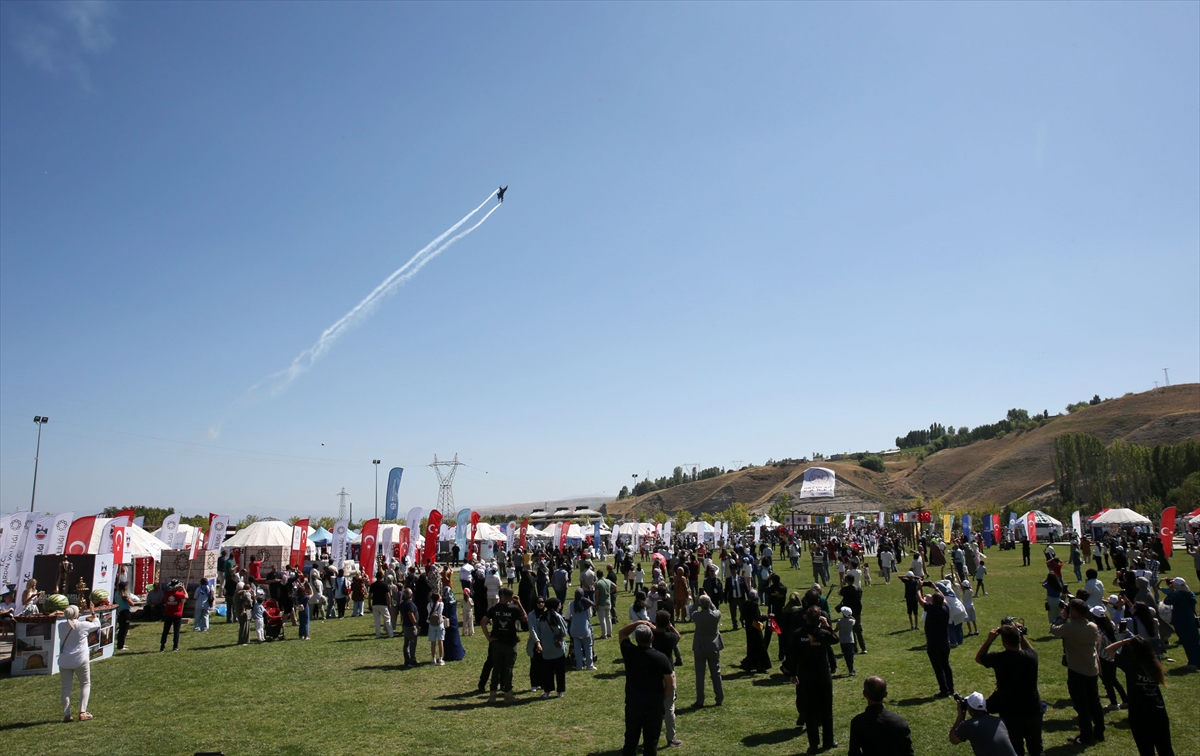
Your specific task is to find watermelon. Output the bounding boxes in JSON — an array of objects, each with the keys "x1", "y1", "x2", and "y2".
[
  {"x1": 90, "y1": 589, "x2": 110, "y2": 604},
  {"x1": 44, "y1": 594, "x2": 70, "y2": 613}
]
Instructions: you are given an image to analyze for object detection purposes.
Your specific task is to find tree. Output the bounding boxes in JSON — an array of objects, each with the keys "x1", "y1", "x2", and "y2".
[
  {"x1": 236, "y1": 514, "x2": 260, "y2": 529},
  {"x1": 721, "y1": 502, "x2": 750, "y2": 532},
  {"x1": 672, "y1": 510, "x2": 691, "y2": 533},
  {"x1": 769, "y1": 492, "x2": 791, "y2": 525},
  {"x1": 651, "y1": 510, "x2": 669, "y2": 525},
  {"x1": 1090, "y1": 394, "x2": 1102, "y2": 406},
  {"x1": 859, "y1": 454, "x2": 885, "y2": 473},
  {"x1": 618, "y1": 485, "x2": 630, "y2": 500}
]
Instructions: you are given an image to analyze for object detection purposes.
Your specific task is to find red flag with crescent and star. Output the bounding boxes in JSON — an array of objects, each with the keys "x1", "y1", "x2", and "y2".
[
  {"x1": 359, "y1": 519, "x2": 379, "y2": 575},
  {"x1": 1160, "y1": 507, "x2": 1176, "y2": 558},
  {"x1": 425, "y1": 510, "x2": 443, "y2": 565}
]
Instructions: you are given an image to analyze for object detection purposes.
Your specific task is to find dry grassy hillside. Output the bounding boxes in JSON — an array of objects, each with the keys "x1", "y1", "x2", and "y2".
[
  {"x1": 600, "y1": 385, "x2": 1198, "y2": 520},
  {"x1": 889, "y1": 384, "x2": 1199, "y2": 509}
]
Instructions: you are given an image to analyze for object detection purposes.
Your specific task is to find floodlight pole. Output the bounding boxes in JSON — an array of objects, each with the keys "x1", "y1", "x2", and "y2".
[
  {"x1": 373, "y1": 460, "x2": 381, "y2": 519},
  {"x1": 30, "y1": 416, "x2": 48, "y2": 512}
]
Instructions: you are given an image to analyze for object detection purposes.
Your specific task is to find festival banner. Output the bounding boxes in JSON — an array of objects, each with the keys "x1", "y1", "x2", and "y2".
[
  {"x1": 172, "y1": 527, "x2": 188, "y2": 550},
  {"x1": 112, "y1": 525, "x2": 127, "y2": 565},
  {"x1": 331, "y1": 519, "x2": 350, "y2": 569},
  {"x1": 1071, "y1": 510, "x2": 1082, "y2": 537},
  {"x1": 593, "y1": 521, "x2": 601, "y2": 546},
  {"x1": 99, "y1": 510, "x2": 135, "y2": 556},
  {"x1": 208, "y1": 515, "x2": 230, "y2": 553},
  {"x1": 992, "y1": 515, "x2": 1001, "y2": 545},
  {"x1": 290, "y1": 519, "x2": 309, "y2": 568},
  {"x1": 133, "y1": 516, "x2": 145, "y2": 529},
  {"x1": 753, "y1": 522, "x2": 761, "y2": 543},
  {"x1": 397, "y1": 526, "x2": 411, "y2": 562},
  {"x1": 359, "y1": 519, "x2": 380, "y2": 575},
  {"x1": 405, "y1": 507, "x2": 423, "y2": 537},
  {"x1": 469, "y1": 511, "x2": 481, "y2": 559},
  {"x1": 133, "y1": 556, "x2": 154, "y2": 594},
  {"x1": 519, "y1": 519, "x2": 530, "y2": 549},
  {"x1": 424, "y1": 510, "x2": 443, "y2": 564},
  {"x1": 918, "y1": 510, "x2": 932, "y2": 523},
  {"x1": 385, "y1": 468, "x2": 404, "y2": 521},
  {"x1": 16, "y1": 513, "x2": 58, "y2": 592},
  {"x1": 190, "y1": 529, "x2": 204, "y2": 559},
  {"x1": 64, "y1": 514, "x2": 97, "y2": 555},
  {"x1": 982, "y1": 518, "x2": 994, "y2": 547},
  {"x1": 455, "y1": 508, "x2": 471, "y2": 553},
  {"x1": 961, "y1": 514, "x2": 971, "y2": 537},
  {"x1": 663, "y1": 521, "x2": 672, "y2": 541},
  {"x1": 942, "y1": 514, "x2": 952, "y2": 543},
  {"x1": 846, "y1": 513, "x2": 853, "y2": 531},
  {"x1": 1025, "y1": 511, "x2": 1038, "y2": 544},
  {"x1": 877, "y1": 512, "x2": 885, "y2": 528},
  {"x1": 380, "y1": 526, "x2": 394, "y2": 566},
  {"x1": 157, "y1": 513, "x2": 181, "y2": 546},
  {"x1": 1160, "y1": 507, "x2": 1176, "y2": 558},
  {"x1": 506, "y1": 521, "x2": 517, "y2": 552},
  {"x1": 48, "y1": 511, "x2": 73, "y2": 556},
  {"x1": 0, "y1": 512, "x2": 30, "y2": 587},
  {"x1": 558, "y1": 521, "x2": 569, "y2": 551},
  {"x1": 798, "y1": 467, "x2": 837, "y2": 498}
]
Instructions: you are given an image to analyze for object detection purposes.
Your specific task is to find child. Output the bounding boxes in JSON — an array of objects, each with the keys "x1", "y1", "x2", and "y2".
[
  {"x1": 960, "y1": 580, "x2": 977, "y2": 636},
  {"x1": 836, "y1": 607, "x2": 857, "y2": 676},
  {"x1": 252, "y1": 589, "x2": 266, "y2": 642},
  {"x1": 974, "y1": 559, "x2": 988, "y2": 596},
  {"x1": 635, "y1": 564, "x2": 645, "y2": 593},
  {"x1": 461, "y1": 588, "x2": 475, "y2": 636},
  {"x1": 506, "y1": 563, "x2": 516, "y2": 587}
]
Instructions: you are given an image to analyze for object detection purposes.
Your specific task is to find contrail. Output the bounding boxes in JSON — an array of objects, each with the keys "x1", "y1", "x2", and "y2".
[{"x1": 252, "y1": 192, "x2": 501, "y2": 397}]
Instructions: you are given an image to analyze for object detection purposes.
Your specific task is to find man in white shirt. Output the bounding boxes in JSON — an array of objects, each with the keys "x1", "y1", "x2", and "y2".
[
  {"x1": 459, "y1": 562, "x2": 475, "y2": 594},
  {"x1": 879, "y1": 549, "x2": 895, "y2": 584},
  {"x1": 1083, "y1": 569, "x2": 1105, "y2": 608}
]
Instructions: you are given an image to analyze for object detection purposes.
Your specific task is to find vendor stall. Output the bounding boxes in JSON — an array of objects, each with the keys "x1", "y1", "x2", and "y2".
[{"x1": 11, "y1": 605, "x2": 116, "y2": 676}]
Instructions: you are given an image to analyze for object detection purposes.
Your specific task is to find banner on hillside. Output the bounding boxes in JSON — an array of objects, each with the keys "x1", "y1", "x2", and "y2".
[
  {"x1": 1026, "y1": 511, "x2": 1038, "y2": 544},
  {"x1": 424, "y1": 510, "x2": 443, "y2": 564},
  {"x1": 799, "y1": 467, "x2": 836, "y2": 499},
  {"x1": 943, "y1": 514, "x2": 952, "y2": 543},
  {"x1": 208, "y1": 515, "x2": 230, "y2": 553},
  {"x1": 360, "y1": 519, "x2": 380, "y2": 574},
  {"x1": 157, "y1": 513, "x2": 181, "y2": 546},
  {"x1": 290, "y1": 519, "x2": 309, "y2": 568},
  {"x1": 332, "y1": 519, "x2": 350, "y2": 569},
  {"x1": 385, "y1": 468, "x2": 404, "y2": 521},
  {"x1": 1160, "y1": 507, "x2": 1176, "y2": 558}
]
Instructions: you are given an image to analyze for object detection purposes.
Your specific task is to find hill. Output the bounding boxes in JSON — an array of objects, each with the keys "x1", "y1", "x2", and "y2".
[{"x1": 600, "y1": 384, "x2": 1199, "y2": 519}]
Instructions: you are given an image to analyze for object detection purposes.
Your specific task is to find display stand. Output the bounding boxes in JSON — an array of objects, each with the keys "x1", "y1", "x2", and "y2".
[{"x1": 11, "y1": 605, "x2": 117, "y2": 676}]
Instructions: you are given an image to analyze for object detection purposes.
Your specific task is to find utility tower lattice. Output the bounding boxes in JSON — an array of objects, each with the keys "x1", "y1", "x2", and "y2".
[
  {"x1": 429, "y1": 454, "x2": 465, "y2": 517},
  {"x1": 337, "y1": 488, "x2": 350, "y2": 520}
]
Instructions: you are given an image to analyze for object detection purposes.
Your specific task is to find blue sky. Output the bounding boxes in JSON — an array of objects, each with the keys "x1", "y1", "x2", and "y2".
[{"x1": 2, "y1": 2, "x2": 1197, "y2": 521}]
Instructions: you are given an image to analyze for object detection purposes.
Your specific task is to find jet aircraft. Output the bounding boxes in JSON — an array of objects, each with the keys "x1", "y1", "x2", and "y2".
[{"x1": 496, "y1": 186, "x2": 507, "y2": 203}]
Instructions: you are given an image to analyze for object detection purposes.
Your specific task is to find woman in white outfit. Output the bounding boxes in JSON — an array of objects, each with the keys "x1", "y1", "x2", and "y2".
[
  {"x1": 59, "y1": 605, "x2": 100, "y2": 722},
  {"x1": 427, "y1": 595, "x2": 445, "y2": 665}
]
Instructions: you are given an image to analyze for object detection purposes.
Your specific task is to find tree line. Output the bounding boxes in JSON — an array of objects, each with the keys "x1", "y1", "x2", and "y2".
[
  {"x1": 617, "y1": 465, "x2": 726, "y2": 499},
  {"x1": 1051, "y1": 433, "x2": 1200, "y2": 511},
  {"x1": 895, "y1": 408, "x2": 1054, "y2": 453}
]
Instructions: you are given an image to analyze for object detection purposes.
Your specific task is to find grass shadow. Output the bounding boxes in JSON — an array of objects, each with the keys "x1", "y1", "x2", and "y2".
[
  {"x1": 741, "y1": 728, "x2": 799, "y2": 747},
  {"x1": 429, "y1": 698, "x2": 538, "y2": 711},
  {"x1": 751, "y1": 676, "x2": 791, "y2": 687},
  {"x1": 0, "y1": 721, "x2": 55, "y2": 732},
  {"x1": 1041, "y1": 719, "x2": 1080, "y2": 733},
  {"x1": 353, "y1": 664, "x2": 412, "y2": 672},
  {"x1": 332, "y1": 636, "x2": 380, "y2": 643},
  {"x1": 1167, "y1": 666, "x2": 1198, "y2": 677},
  {"x1": 593, "y1": 672, "x2": 622, "y2": 680},
  {"x1": 894, "y1": 696, "x2": 937, "y2": 707},
  {"x1": 1047, "y1": 698, "x2": 1073, "y2": 710},
  {"x1": 435, "y1": 690, "x2": 484, "y2": 700}
]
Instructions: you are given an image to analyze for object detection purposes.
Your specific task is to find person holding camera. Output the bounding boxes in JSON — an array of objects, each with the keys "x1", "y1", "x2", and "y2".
[
  {"x1": 784, "y1": 606, "x2": 839, "y2": 754},
  {"x1": 1049, "y1": 599, "x2": 1105, "y2": 746},
  {"x1": 1104, "y1": 634, "x2": 1175, "y2": 756},
  {"x1": 948, "y1": 692, "x2": 1018, "y2": 756},
  {"x1": 975, "y1": 621, "x2": 1043, "y2": 756},
  {"x1": 919, "y1": 583, "x2": 955, "y2": 698}
]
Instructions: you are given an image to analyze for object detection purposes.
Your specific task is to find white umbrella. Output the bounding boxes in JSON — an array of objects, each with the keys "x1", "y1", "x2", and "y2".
[{"x1": 1091, "y1": 508, "x2": 1152, "y2": 526}]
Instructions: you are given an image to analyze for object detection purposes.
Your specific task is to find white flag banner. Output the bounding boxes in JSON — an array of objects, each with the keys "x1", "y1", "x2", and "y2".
[
  {"x1": 798, "y1": 467, "x2": 837, "y2": 499},
  {"x1": 0, "y1": 512, "x2": 33, "y2": 587},
  {"x1": 99, "y1": 514, "x2": 132, "y2": 555},
  {"x1": 332, "y1": 519, "x2": 350, "y2": 569},
  {"x1": 133, "y1": 516, "x2": 145, "y2": 529},
  {"x1": 846, "y1": 512, "x2": 853, "y2": 531},
  {"x1": 157, "y1": 513, "x2": 181, "y2": 545},
  {"x1": 49, "y1": 511, "x2": 74, "y2": 556},
  {"x1": 172, "y1": 527, "x2": 188, "y2": 550},
  {"x1": 1071, "y1": 510, "x2": 1082, "y2": 535},
  {"x1": 663, "y1": 521, "x2": 672, "y2": 540},
  {"x1": 506, "y1": 521, "x2": 517, "y2": 552},
  {"x1": 208, "y1": 515, "x2": 231, "y2": 553},
  {"x1": 5, "y1": 513, "x2": 39, "y2": 590},
  {"x1": 16, "y1": 514, "x2": 58, "y2": 604},
  {"x1": 753, "y1": 523, "x2": 761, "y2": 542},
  {"x1": 405, "y1": 507, "x2": 423, "y2": 534},
  {"x1": 380, "y1": 527, "x2": 395, "y2": 565}
]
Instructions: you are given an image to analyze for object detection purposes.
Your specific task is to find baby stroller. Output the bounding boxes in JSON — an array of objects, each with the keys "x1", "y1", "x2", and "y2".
[{"x1": 263, "y1": 599, "x2": 285, "y2": 641}]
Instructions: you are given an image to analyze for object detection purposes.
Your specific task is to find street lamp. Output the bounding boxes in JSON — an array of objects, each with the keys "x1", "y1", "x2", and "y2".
[
  {"x1": 373, "y1": 460, "x2": 382, "y2": 520},
  {"x1": 31, "y1": 416, "x2": 49, "y2": 512}
]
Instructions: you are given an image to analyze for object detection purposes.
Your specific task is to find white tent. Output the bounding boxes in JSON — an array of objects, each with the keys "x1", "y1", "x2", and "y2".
[
  {"x1": 223, "y1": 520, "x2": 316, "y2": 557},
  {"x1": 752, "y1": 515, "x2": 780, "y2": 528},
  {"x1": 151, "y1": 523, "x2": 200, "y2": 548},
  {"x1": 682, "y1": 521, "x2": 715, "y2": 535},
  {"x1": 475, "y1": 522, "x2": 508, "y2": 541},
  {"x1": 616, "y1": 523, "x2": 655, "y2": 536},
  {"x1": 1091, "y1": 508, "x2": 1152, "y2": 526},
  {"x1": 125, "y1": 523, "x2": 165, "y2": 560},
  {"x1": 1190, "y1": 514, "x2": 1200, "y2": 527}
]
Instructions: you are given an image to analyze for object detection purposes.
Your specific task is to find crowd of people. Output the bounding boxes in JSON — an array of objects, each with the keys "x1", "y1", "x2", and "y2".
[{"x1": 27, "y1": 520, "x2": 1197, "y2": 756}]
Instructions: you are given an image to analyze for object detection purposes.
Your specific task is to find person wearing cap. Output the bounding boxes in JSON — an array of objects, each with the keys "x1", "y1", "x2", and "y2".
[
  {"x1": 976, "y1": 621, "x2": 1043, "y2": 756},
  {"x1": 160, "y1": 579, "x2": 187, "y2": 652},
  {"x1": 949, "y1": 691, "x2": 1018, "y2": 756},
  {"x1": 847, "y1": 675, "x2": 912, "y2": 756},
  {"x1": 1159, "y1": 576, "x2": 1198, "y2": 669},
  {"x1": 1049, "y1": 599, "x2": 1105, "y2": 746},
  {"x1": 836, "y1": 607, "x2": 858, "y2": 676}
]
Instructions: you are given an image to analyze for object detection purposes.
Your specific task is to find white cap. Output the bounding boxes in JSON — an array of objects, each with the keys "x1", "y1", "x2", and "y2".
[
  {"x1": 961, "y1": 580, "x2": 970, "y2": 588},
  {"x1": 841, "y1": 607, "x2": 854, "y2": 617},
  {"x1": 1171, "y1": 577, "x2": 1188, "y2": 589},
  {"x1": 966, "y1": 692, "x2": 987, "y2": 711},
  {"x1": 1106, "y1": 594, "x2": 1120, "y2": 605},
  {"x1": 906, "y1": 570, "x2": 915, "y2": 577},
  {"x1": 1090, "y1": 605, "x2": 1107, "y2": 618}
]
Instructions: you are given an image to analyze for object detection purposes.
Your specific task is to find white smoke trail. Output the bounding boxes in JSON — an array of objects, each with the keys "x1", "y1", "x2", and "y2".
[{"x1": 253, "y1": 192, "x2": 501, "y2": 396}]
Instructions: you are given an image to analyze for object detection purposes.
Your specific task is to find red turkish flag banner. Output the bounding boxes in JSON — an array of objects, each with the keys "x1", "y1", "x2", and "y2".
[
  {"x1": 918, "y1": 511, "x2": 932, "y2": 523},
  {"x1": 359, "y1": 519, "x2": 379, "y2": 575},
  {"x1": 558, "y1": 521, "x2": 569, "y2": 550},
  {"x1": 469, "y1": 511, "x2": 481, "y2": 559},
  {"x1": 115, "y1": 509, "x2": 136, "y2": 524},
  {"x1": 65, "y1": 515, "x2": 97, "y2": 554},
  {"x1": 1160, "y1": 507, "x2": 1176, "y2": 558},
  {"x1": 111, "y1": 526, "x2": 126, "y2": 565},
  {"x1": 425, "y1": 510, "x2": 443, "y2": 565},
  {"x1": 992, "y1": 515, "x2": 1001, "y2": 545},
  {"x1": 1026, "y1": 511, "x2": 1038, "y2": 544},
  {"x1": 397, "y1": 526, "x2": 410, "y2": 562},
  {"x1": 191, "y1": 530, "x2": 204, "y2": 559},
  {"x1": 519, "y1": 519, "x2": 529, "y2": 549},
  {"x1": 290, "y1": 519, "x2": 309, "y2": 569}
]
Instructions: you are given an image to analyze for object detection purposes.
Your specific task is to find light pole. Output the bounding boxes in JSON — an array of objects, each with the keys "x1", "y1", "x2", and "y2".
[
  {"x1": 30, "y1": 416, "x2": 49, "y2": 512},
  {"x1": 373, "y1": 460, "x2": 381, "y2": 520}
]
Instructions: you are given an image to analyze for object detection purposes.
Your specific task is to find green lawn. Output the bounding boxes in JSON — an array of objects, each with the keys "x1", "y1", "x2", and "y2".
[{"x1": 2, "y1": 547, "x2": 1197, "y2": 756}]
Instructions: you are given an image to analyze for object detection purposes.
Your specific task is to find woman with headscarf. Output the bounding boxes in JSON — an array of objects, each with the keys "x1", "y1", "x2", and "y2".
[
  {"x1": 427, "y1": 589, "x2": 445, "y2": 665},
  {"x1": 1091, "y1": 605, "x2": 1128, "y2": 711},
  {"x1": 192, "y1": 578, "x2": 213, "y2": 633},
  {"x1": 442, "y1": 585, "x2": 465, "y2": 662},
  {"x1": 739, "y1": 589, "x2": 770, "y2": 673},
  {"x1": 566, "y1": 588, "x2": 596, "y2": 670},
  {"x1": 532, "y1": 596, "x2": 569, "y2": 697},
  {"x1": 784, "y1": 606, "x2": 839, "y2": 753},
  {"x1": 525, "y1": 595, "x2": 548, "y2": 692},
  {"x1": 1104, "y1": 634, "x2": 1175, "y2": 756},
  {"x1": 517, "y1": 566, "x2": 537, "y2": 630},
  {"x1": 58, "y1": 605, "x2": 101, "y2": 721}
]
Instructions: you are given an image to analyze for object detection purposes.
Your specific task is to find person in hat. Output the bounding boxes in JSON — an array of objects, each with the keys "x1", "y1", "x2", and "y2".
[
  {"x1": 836, "y1": 607, "x2": 858, "y2": 676},
  {"x1": 1159, "y1": 576, "x2": 1198, "y2": 669},
  {"x1": 948, "y1": 691, "x2": 1018, "y2": 756},
  {"x1": 0, "y1": 586, "x2": 16, "y2": 633}
]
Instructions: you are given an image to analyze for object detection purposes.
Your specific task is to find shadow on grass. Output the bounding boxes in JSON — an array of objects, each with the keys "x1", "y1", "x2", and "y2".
[
  {"x1": 1167, "y1": 666, "x2": 1198, "y2": 677},
  {"x1": 429, "y1": 697, "x2": 538, "y2": 711},
  {"x1": 187, "y1": 645, "x2": 232, "y2": 652},
  {"x1": 888, "y1": 629, "x2": 916, "y2": 636},
  {"x1": 906, "y1": 645, "x2": 928, "y2": 652},
  {"x1": 1041, "y1": 718, "x2": 1080, "y2": 733},
  {"x1": 584, "y1": 750, "x2": 623, "y2": 756},
  {"x1": 741, "y1": 728, "x2": 799, "y2": 747},
  {"x1": 1047, "y1": 698, "x2": 1073, "y2": 710},
  {"x1": 0, "y1": 721, "x2": 55, "y2": 732},
  {"x1": 894, "y1": 696, "x2": 938, "y2": 707},
  {"x1": 332, "y1": 636, "x2": 378, "y2": 643},
  {"x1": 751, "y1": 676, "x2": 791, "y2": 687},
  {"x1": 594, "y1": 673, "x2": 622, "y2": 680},
  {"x1": 353, "y1": 664, "x2": 414, "y2": 672},
  {"x1": 436, "y1": 690, "x2": 485, "y2": 700}
]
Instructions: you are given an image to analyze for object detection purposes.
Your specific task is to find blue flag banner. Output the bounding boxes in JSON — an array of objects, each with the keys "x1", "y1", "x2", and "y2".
[
  {"x1": 961, "y1": 514, "x2": 971, "y2": 536},
  {"x1": 385, "y1": 468, "x2": 404, "y2": 521},
  {"x1": 593, "y1": 522, "x2": 601, "y2": 544}
]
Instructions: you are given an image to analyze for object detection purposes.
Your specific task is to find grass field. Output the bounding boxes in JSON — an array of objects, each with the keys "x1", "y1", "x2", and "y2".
[{"x1": 2, "y1": 547, "x2": 1197, "y2": 756}]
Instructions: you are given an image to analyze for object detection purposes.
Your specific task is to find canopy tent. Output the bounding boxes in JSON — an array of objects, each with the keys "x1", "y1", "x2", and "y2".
[
  {"x1": 223, "y1": 520, "x2": 316, "y2": 557},
  {"x1": 616, "y1": 522, "x2": 656, "y2": 537},
  {"x1": 309, "y1": 527, "x2": 333, "y2": 545},
  {"x1": 150, "y1": 523, "x2": 200, "y2": 548},
  {"x1": 1184, "y1": 507, "x2": 1200, "y2": 519},
  {"x1": 474, "y1": 522, "x2": 508, "y2": 541},
  {"x1": 1091, "y1": 508, "x2": 1152, "y2": 526},
  {"x1": 1012, "y1": 511, "x2": 1064, "y2": 538},
  {"x1": 350, "y1": 523, "x2": 406, "y2": 545},
  {"x1": 682, "y1": 521, "x2": 715, "y2": 535},
  {"x1": 125, "y1": 523, "x2": 166, "y2": 560},
  {"x1": 752, "y1": 515, "x2": 781, "y2": 528},
  {"x1": 1190, "y1": 514, "x2": 1200, "y2": 527}
]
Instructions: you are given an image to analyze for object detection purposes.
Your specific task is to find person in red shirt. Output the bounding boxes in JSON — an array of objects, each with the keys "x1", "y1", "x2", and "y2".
[
  {"x1": 161, "y1": 579, "x2": 187, "y2": 652},
  {"x1": 248, "y1": 556, "x2": 262, "y2": 582}
]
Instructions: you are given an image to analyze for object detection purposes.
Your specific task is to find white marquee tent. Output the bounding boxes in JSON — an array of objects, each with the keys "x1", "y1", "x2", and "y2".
[
  {"x1": 125, "y1": 523, "x2": 166, "y2": 560},
  {"x1": 223, "y1": 520, "x2": 316, "y2": 557},
  {"x1": 150, "y1": 523, "x2": 200, "y2": 548},
  {"x1": 1091, "y1": 508, "x2": 1152, "y2": 526},
  {"x1": 682, "y1": 521, "x2": 716, "y2": 535}
]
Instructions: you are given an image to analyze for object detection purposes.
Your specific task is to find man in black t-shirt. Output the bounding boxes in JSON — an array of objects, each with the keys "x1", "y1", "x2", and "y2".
[
  {"x1": 482, "y1": 587, "x2": 527, "y2": 704},
  {"x1": 397, "y1": 589, "x2": 420, "y2": 667},
  {"x1": 976, "y1": 624, "x2": 1042, "y2": 756},
  {"x1": 838, "y1": 577, "x2": 867, "y2": 653},
  {"x1": 920, "y1": 588, "x2": 955, "y2": 697},
  {"x1": 619, "y1": 620, "x2": 675, "y2": 756}
]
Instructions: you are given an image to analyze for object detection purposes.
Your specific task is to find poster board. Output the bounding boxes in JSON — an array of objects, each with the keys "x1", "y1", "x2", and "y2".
[{"x1": 12, "y1": 606, "x2": 116, "y2": 676}]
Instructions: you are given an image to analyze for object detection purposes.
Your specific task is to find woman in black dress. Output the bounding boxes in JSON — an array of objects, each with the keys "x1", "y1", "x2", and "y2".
[
  {"x1": 739, "y1": 589, "x2": 770, "y2": 673},
  {"x1": 785, "y1": 606, "x2": 839, "y2": 753}
]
